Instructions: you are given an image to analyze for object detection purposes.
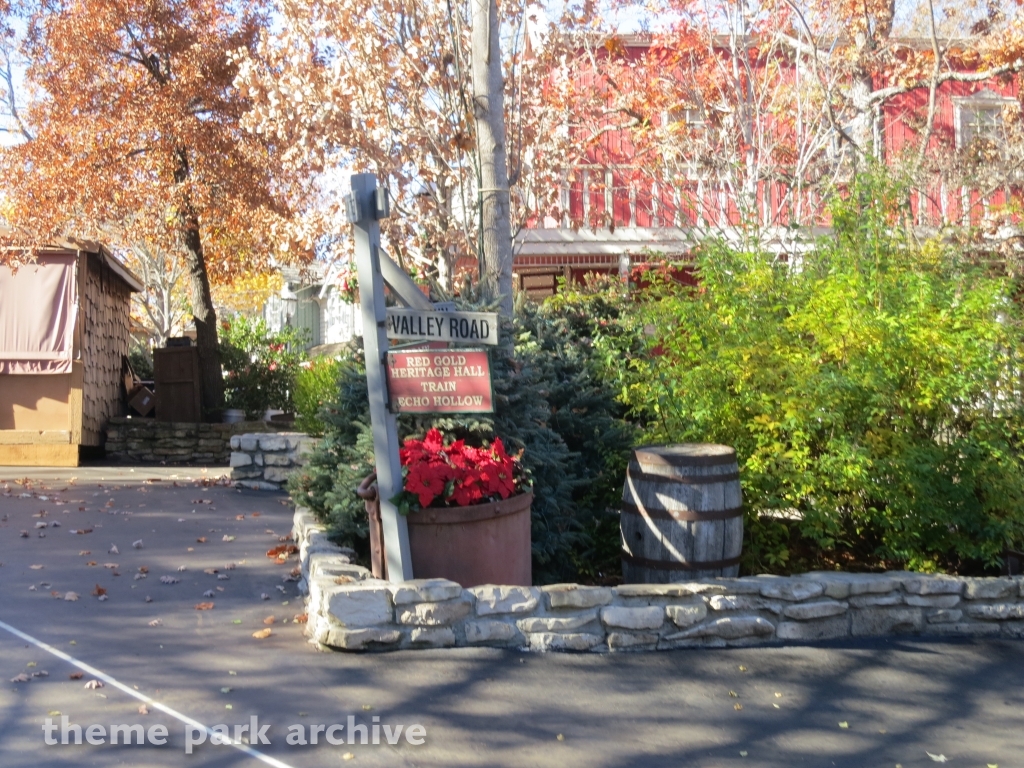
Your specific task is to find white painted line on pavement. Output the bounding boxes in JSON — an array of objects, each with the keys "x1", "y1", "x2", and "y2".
[{"x1": 0, "y1": 617, "x2": 296, "y2": 768}]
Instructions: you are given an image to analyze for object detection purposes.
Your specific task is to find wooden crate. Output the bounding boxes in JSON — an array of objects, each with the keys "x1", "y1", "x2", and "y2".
[{"x1": 154, "y1": 347, "x2": 201, "y2": 423}]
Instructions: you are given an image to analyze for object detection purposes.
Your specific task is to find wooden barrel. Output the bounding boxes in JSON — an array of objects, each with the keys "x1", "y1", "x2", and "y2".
[{"x1": 620, "y1": 444, "x2": 743, "y2": 582}]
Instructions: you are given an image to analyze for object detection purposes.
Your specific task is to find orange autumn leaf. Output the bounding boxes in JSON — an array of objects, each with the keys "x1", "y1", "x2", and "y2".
[
  {"x1": 91, "y1": 585, "x2": 106, "y2": 597},
  {"x1": 194, "y1": 602, "x2": 215, "y2": 611},
  {"x1": 266, "y1": 544, "x2": 298, "y2": 559},
  {"x1": 252, "y1": 628, "x2": 272, "y2": 639}
]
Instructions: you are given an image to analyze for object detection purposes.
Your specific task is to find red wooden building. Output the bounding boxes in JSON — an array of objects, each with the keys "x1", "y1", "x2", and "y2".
[{"x1": 512, "y1": 35, "x2": 1021, "y2": 299}]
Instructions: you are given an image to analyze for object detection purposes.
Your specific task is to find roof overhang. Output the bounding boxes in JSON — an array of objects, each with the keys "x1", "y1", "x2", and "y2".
[{"x1": 0, "y1": 226, "x2": 144, "y2": 292}]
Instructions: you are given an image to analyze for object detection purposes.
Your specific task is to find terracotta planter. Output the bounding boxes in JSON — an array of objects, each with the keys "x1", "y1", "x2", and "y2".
[{"x1": 357, "y1": 473, "x2": 533, "y2": 587}]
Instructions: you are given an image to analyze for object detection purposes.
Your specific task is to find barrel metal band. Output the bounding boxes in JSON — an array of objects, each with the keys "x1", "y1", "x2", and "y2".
[
  {"x1": 621, "y1": 551, "x2": 742, "y2": 571},
  {"x1": 628, "y1": 464, "x2": 740, "y2": 485},
  {"x1": 633, "y1": 448, "x2": 737, "y2": 468},
  {"x1": 620, "y1": 501, "x2": 743, "y2": 522}
]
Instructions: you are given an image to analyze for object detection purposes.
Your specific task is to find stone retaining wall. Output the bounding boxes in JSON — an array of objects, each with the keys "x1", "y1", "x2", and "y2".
[
  {"x1": 293, "y1": 507, "x2": 1024, "y2": 652},
  {"x1": 105, "y1": 417, "x2": 274, "y2": 464},
  {"x1": 230, "y1": 433, "x2": 317, "y2": 491}
]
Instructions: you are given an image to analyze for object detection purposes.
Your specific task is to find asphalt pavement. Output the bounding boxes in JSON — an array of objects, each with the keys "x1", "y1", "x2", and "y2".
[{"x1": 0, "y1": 465, "x2": 1020, "y2": 768}]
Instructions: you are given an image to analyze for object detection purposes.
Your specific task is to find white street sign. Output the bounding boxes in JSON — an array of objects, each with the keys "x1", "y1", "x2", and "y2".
[{"x1": 385, "y1": 308, "x2": 499, "y2": 346}]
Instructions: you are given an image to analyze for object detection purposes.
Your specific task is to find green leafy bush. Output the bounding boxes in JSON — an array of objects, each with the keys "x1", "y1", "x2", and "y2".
[
  {"x1": 288, "y1": 297, "x2": 634, "y2": 584},
  {"x1": 602, "y1": 170, "x2": 1024, "y2": 574},
  {"x1": 220, "y1": 315, "x2": 308, "y2": 420},
  {"x1": 294, "y1": 356, "x2": 345, "y2": 436}
]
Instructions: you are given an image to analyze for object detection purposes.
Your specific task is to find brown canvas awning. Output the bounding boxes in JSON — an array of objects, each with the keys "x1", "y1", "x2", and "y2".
[{"x1": 0, "y1": 253, "x2": 78, "y2": 374}]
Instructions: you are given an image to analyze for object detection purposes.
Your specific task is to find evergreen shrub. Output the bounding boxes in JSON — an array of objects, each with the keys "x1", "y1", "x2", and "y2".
[{"x1": 287, "y1": 296, "x2": 634, "y2": 584}]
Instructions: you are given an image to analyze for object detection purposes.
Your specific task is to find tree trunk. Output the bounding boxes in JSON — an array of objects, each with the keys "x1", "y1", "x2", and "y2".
[
  {"x1": 471, "y1": 0, "x2": 514, "y2": 317},
  {"x1": 174, "y1": 147, "x2": 224, "y2": 416}
]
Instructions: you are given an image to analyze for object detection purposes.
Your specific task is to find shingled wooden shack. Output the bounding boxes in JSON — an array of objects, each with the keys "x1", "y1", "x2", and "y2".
[{"x1": 0, "y1": 235, "x2": 142, "y2": 466}]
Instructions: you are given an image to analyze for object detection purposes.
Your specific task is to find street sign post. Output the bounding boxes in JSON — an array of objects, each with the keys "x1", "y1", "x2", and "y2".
[
  {"x1": 350, "y1": 174, "x2": 501, "y2": 581},
  {"x1": 349, "y1": 174, "x2": 413, "y2": 582}
]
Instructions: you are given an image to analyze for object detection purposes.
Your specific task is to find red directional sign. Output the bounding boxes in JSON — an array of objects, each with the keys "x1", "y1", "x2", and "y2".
[{"x1": 386, "y1": 349, "x2": 493, "y2": 413}]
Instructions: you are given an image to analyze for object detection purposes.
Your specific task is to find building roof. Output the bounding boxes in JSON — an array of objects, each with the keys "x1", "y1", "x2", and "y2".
[{"x1": 0, "y1": 226, "x2": 143, "y2": 292}]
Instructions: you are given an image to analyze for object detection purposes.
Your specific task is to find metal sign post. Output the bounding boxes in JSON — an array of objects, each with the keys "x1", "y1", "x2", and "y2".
[{"x1": 348, "y1": 173, "x2": 413, "y2": 582}]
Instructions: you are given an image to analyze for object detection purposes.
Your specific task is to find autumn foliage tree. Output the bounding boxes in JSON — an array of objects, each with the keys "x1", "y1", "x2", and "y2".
[
  {"x1": 233, "y1": 0, "x2": 597, "y2": 301},
  {"x1": 0, "y1": 0, "x2": 304, "y2": 414}
]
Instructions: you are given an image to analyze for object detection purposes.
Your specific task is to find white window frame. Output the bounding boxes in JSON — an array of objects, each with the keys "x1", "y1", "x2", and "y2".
[{"x1": 954, "y1": 91, "x2": 1013, "y2": 150}]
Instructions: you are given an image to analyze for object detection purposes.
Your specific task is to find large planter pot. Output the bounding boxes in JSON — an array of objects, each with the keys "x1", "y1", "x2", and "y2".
[{"x1": 357, "y1": 473, "x2": 533, "y2": 587}]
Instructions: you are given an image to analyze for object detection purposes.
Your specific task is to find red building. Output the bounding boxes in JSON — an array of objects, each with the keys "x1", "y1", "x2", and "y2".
[{"x1": 512, "y1": 35, "x2": 1022, "y2": 299}]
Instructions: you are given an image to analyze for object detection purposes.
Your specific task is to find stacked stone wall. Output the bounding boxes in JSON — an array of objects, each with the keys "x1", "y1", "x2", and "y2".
[
  {"x1": 293, "y1": 507, "x2": 1024, "y2": 652},
  {"x1": 105, "y1": 418, "x2": 273, "y2": 464},
  {"x1": 230, "y1": 433, "x2": 317, "y2": 490}
]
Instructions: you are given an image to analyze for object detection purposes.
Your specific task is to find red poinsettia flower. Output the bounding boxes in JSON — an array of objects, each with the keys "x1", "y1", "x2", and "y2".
[{"x1": 393, "y1": 428, "x2": 527, "y2": 512}]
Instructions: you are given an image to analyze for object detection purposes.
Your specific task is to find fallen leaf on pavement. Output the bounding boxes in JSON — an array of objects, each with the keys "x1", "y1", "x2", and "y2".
[
  {"x1": 926, "y1": 754, "x2": 948, "y2": 763},
  {"x1": 92, "y1": 585, "x2": 107, "y2": 597},
  {"x1": 48, "y1": 710, "x2": 61, "y2": 716},
  {"x1": 252, "y1": 629, "x2": 272, "y2": 639},
  {"x1": 728, "y1": 691, "x2": 738, "y2": 697},
  {"x1": 222, "y1": 535, "x2": 235, "y2": 542},
  {"x1": 266, "y1": 544, "x2": 298, "y2": 559},
  {"x1": 132, "y1": 540, "x2": 143, "y2": 549},
  {"x1": 78, "y1": 551, "x2": 90, "y2": 556},
  {"x1": 217, "y1": 574, "x2": 229, "y2": 580},
  {"x1": 86, "y1": 561, "x2": 97, "y2": 566},
  {"x1": 83, "y1": 680, "x2": 104, "y2": 689},
  {"x1": 138, "y1": 566, "x2": 149, "y2": 574},
  {"x1": 196, "y1": 537, "x2": 207, "y2": 544},
  {"x1": 734, "y1": 703, "x2": 743, "y2": 711},
  {"x1": 148, "y1": 619, "x2": 162, "y2": 627},
  {"x1": 64, "y1": 592, "x2": 79, "y2": 601},
  {"x1": 203, "y1": 590, "x2": 216, "y2": 598},
  {"x1": 195, "y1": 602, "x2": 215, "y2": 610},
  {"x1": 108, "y1": 545, "x2": 119, "y2": 554},
  {"x1": 293, "y1": 613, "x2": 308, "y2": 623},
  {"x1": 235, "y1": 514, "x2": 245, "y2": 520},
  {"x1": 29, "y1": 565, "x2": 44, "y2": 570},
  {"x1": 263, "y1": 616, "x2": 275, "y2": 625},
  {"x1": 342, "y1": 752, "x2": 354, "y2": 760},
  {"x1": 838, "y1": 722, "x2": 849, "y2": 729},
  {"x1": 138, "y1": 704, "x2": 149, "y2": 715},
  {"x1": 261, "y1": 593, "x2": 270, "y2": 600},
  {"x1": 159, "y1": 576, "x2": 179, "y2": 584},
  {"x1": 11, "y1": 673, "x2": 29, "y2": 683},
  {"x1": 69, "y1": 672, "x2": 83, "y2": 680},
  {"x1": 221, "y1": 687, "x2": 232, "y2": 693},
  {"x1": 103, "y1": 563, "x2": 118, "y2": 570}
]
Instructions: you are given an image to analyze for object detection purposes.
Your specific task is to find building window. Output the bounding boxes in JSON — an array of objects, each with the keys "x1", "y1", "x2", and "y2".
[{"x1": 955, "y1": 92, "x2": 1010, "y2": 149}]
